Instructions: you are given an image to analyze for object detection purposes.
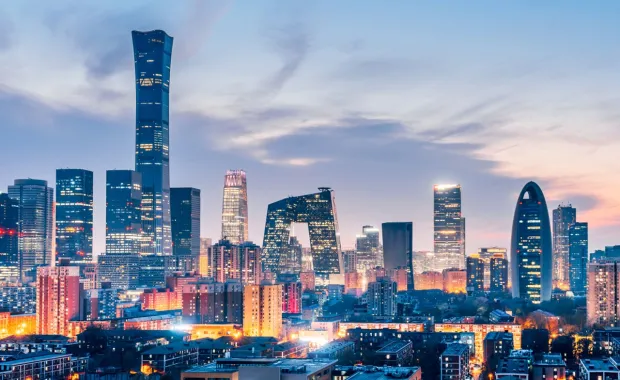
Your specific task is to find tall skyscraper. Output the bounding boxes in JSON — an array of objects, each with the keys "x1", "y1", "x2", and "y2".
[
  {"x1": 382, "y1": 222, "x2": 414, "y2": 290},
  {"x1": 8, "y1": 179, "x2": 53, "y2": 282},
  {"x1": 170, "y1": 187, "x2": 201, "y2": 272},
  {"x1": 36, "y1": 265, "x2": 80, "y2": 335},
  {"x1": 568, "y1": 222, "x2": 588, "y2": 295},
  {"x1": 210, "y1": 239, "x2": 240, "y2": 283},
  {"x1": 433, "y1": 184, "x2": 465, "y2": 270},
  {"x1": 552, "y1": 204, "x2": 576, "y2": 289},
  {"x1": 132, "y1": 30, "x2": 173, "y2": 256},
  {"x1": 342, "y1": 249, "x2": 357, "y2": 273},
  {"x1": 587, "y1": 260, "x2": 619, "y2": 327},
  {"x1": 490, "y1": 255, "x2": 508, "y2": 293},
  {"x1": 262, "y1": 188, "x2": 343, "y2": 284},
  {"x1": 55, "y1": 169, "x2": 93, "y2": 264},
  {"x1": 239, "y1": 241, "x2": 262, "y2": 286},
  {"x1": 221, "y1": 170, "x2": 248, "y2": 244},
  {"x1": 366, "y1": 278, "x2": 397, "y2": 317},
  {"x1": 243, "y1": 283, "x2": 283, "y2": 338},
  {"x1": 0, "y1": 194, "x2": 19, "y2": 282},
  {"x1": 510, "y1": 181, "x2": 552, "y2": 303},
  {"x1": 478, "y1": 247, "x2": 508, "y2": 291},
  {"x1": 105, "y1": 170, "x2": 142, "y2": 255},
  {"x1": 466, "y1": 255, "x2": 484, "y2": 296},
  {"x1": 355, "y1": 225, "x2": 382, "y2": 272},
  {"x1": 281, "y1": 236, "x2": 302, "y2": 274}
]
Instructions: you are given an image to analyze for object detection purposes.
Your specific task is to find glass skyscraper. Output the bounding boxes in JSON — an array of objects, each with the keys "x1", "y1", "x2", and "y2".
[
  {"x1": 568, "y1": 222, "x2": 588, "y2": 295},
  {"x1": 510, "y1": 181, "x2": 552, "y2": 303},
  {"x1": 132, "y1": 30, "x2": 173, "y2": 256},
  {"x1": 0, "y1": 193, "x2": 19, "y2": 282},
  {"x1": 105, "y1": 170, "x2": 142, "y2": 255},
  {"x1": 552, "y1": 204, "x2": 576, "y2": 289},
  {"x1": 433, "y1": 184, "x2": 465, "y2": 270},
  {"x1": 382, "y1": 222, "x2": 414, "y2": 290},
  {"x1": 221, "y1": 170, "x2": 248, "y2": 244},
  {"x1": 171, "y1": 187, "x2": 201, "y2": 271},
  {"x1": 8, "y1": 179, "x2": 53, "y2": 282},
  {"x1": 55, "y1": 169, "x2": 93, "y2": 264},
  {"x1": 262, "y1": 188, "x2": 343, "y2": 283},
  {"x1": 355, "y1": 225, "x2": 382, "y2": 272}
]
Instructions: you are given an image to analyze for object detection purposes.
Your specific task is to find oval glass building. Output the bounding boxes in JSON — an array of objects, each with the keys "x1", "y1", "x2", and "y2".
[{"x1": 510, "y1": 181, "x2": 552, "y2": 303}]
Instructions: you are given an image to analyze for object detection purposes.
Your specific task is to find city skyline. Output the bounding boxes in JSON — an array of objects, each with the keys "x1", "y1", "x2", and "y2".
[{"x1": 1, "y1": 1, "x2": 619, "y2": 256}]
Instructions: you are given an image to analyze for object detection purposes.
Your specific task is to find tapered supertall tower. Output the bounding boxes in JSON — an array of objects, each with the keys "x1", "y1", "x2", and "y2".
[{"x1": 132, "y1": 30, "x2": 174, "y2": 256}]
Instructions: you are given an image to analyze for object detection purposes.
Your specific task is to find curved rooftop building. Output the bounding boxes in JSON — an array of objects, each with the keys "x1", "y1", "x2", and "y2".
[
  {"x1": 262, "y1": 188, "x2": 343, "y2": 283},
  {"x1": 510, "y1": 181, "x2": 552, "y2": 303}
]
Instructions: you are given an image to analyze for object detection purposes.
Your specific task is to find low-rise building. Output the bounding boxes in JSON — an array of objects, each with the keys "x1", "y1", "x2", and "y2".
[
  {"x1": 376, "y1": 340, "x2": 412, "y2": 367},
  {"x1": 579, "y1": 358, "x2": 620, "y2": 380},
  {"x1": 307, "y1": 341, "x2": 354, "y2": 360},
  {"x1": 440, "y1": 343, "x2": 469, "y2": 380},
  {"x1": 333, "y1": 366, "x2": 422, "y2": 380},
  {"x1": 533, "y1": 354, "x2": 566, "y2": 380},
  {"x1": 181, "y1": 358, "x2": 337, "y2": 380},
  {"x1": 141, "y1": 341, "x2": 199, "y2": 374},
  {"x1": 0, "y1": 352, "x2": 87, "y2": 380},
  {"x1": 483, "y1": 332, "x2": 513, "y2": 363},
  {"x1": 435, "y1": 322, "x2": 522, "y2": 361},
  {"x1": 496, "y1": 356, "x2": 531, "y2": 380}
]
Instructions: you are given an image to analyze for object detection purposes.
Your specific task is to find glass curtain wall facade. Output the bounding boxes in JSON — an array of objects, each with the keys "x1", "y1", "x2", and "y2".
[
  {"x1": 0, "y1": 194, "x2": 19, "y2": 281},
  {"x1": 568, "y1": 222, "x2": 588, "y2": 295},
  {"x1": 433, "y1": 184, "x2": 465, "y2": 270},
  {"x1": 8, "y1": 179, "x2": 53, "y2": 282},
  {"x1": 221, "y1": 170, "x2": 248, "y2": 244},
  {"x1": 262, "y1": 188, "x2": 343, "y2": 283},
  {"x1": 510, "y1": 181, "x2": 552, "y2": 303},
  {"x1": 132, "y1": 30, "x2": 173, "y2": 256},
  {"x1": 355, "y1": 225, "x2": 382, "y2": 272},
  {"x1": 552, "y1": 204, "x2": 576, "y2": 289},
  {"x1": 55, "y1": 169, "x2": 94, "y2": 264},
  {"x1": 171, "y1": 187, "x2": 201, "y2": 271},
  {"x1": 105, "y1": 170, "x2": 142, "y2": 255},
  {"x1": 382, "y1": 222, "x2": 414, "y2": 290}
]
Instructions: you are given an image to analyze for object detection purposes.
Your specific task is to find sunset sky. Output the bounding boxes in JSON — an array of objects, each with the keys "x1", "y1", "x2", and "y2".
[{"x1": 1, "y1": 0, "x2": 619, "y2": 254}]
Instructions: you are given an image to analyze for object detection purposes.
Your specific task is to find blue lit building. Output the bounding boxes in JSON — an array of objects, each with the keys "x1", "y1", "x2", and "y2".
[
  {"x1": 510, "y1": 181, "x2": 553, "y2": 303},
  {"x1": 132, "y1": 30, "x2": 173, "y2": 256},
  {"x1": 0, "y1": 193, "x2": 19, "y2": 282},
  {"x1": 262, "y1": 188, "x2": 343, "y2": 283},
  {"x1": 568, "y1": 222, "x2": 588, "y2": 295},
  {"x1": 171, "y1": 187, "x2": 201, "y2": 272},
  {"x1": 382, "y1": 222, "x2": 414, "y2": 290},
  {"x1": 8, "y1": 179, "x2": 54, "y2": 282},
  {"x1": 55, "y1": 169, "x2": 93, "y2": 264},
  {"x1": 105, "y1": 170, "x2": 142, "y2": 255}
]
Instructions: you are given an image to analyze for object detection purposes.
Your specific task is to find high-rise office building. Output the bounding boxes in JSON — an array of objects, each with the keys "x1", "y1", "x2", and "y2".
[
  {"x1": 355, "y1": 225, "x2": 382, "y2": 272},
  {"x1": 568, "y1": 222, "x2": 588, "y2": 295},
  {"x1": 170, "y1": 187, "x2": 201, "y2": 272},
  {"x1": 262, "y1": 188, "x2": 343, "y2": 283},
  {"x1": 477, "y1": 247, "x2": 508, "y2": 291},
  {"x1": 243, "y1": 283, "x2": 283, "y2": 338},
  {"x1": 8, "y1": 179, "x2": 54, "y2": 282},
  {"x1": 281, "y1": 236, "x2": 302, "y2": 274},
  {"x1": 587, "y1": 260, "x2": 619, "y2": 327},
  {"x1": 55, "y1": 169, "x2": 94, "y2": 264},
  {"x1": 342, "y1": 249, "x2": 356, "y2": 273},
  {"x1": 36, "y1": 265, "x2": 80, "y2": 335},
  {"x1": 466, "y1": 255, "x2": 484, "y2": 296},
  {"x1": 132, "y1": 30, "x2": 173, "y2": 256},
  {"x1": 510, "y1": 181, "x2": 552, "y2": 303},
  {"x1": 97, "y1": 254, "x2": 140, "y2": 290},
  {"x1": 105, "y1": 170, "x2": 142, "y2": 255},
  {"x1": 139, "y1": 255, "x2": 175, "y2": 288},
  {"x1": 0, "y1": 194, "x2": 19, "y2": 282},
  {"x1": 490, "y1": 255, "x2": 509, "y2": 293},
  {"x1": 433, "y1": 184, "x2": 465, "y2": 270},
  {"x1": 281, "y1": 281, "x2": 302, "y2": 314},
  {"x1": 239, "y1": 241, "x2": 262, "y2": 286},
  {"x1": 382, "y1": 222, "x2": 414, "y2": 290},
  {"x1": 199, "y1": 238, "x2": 212, "y2": 277},
  {"x1": 221, "y1": 170, "x2": 248, "y2": 245},
  {"x1": 552, "y1": 204, "x2": 576, "y2": 289},
  {"x1": 366, "y1": 278, "x2": 397, "y2": 317}
]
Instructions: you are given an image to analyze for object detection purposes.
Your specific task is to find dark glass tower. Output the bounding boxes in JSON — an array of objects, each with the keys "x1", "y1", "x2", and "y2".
[
  {"x1": 132, "y1": 30, "x2": 173, "y2": 256},
  {"x1": 510, "y1": 181, "x2": 552, "y2": 303},
  {"x1": 434, "y1": 184, "x2": 465, "y2": 270},
  {"x1": 262, "y1": 188, "x2": 342, "y2": 283},
  {"x1": 490, "y1": 256, "x2": 508, "y2": 293},
  {"x1": 552, "y1": 204, "x2": 576, "y2": 288},
  {"x1": 171, "y1": 187, "x2": 201, "y2": 272},
  {"x1": 55, "y1": 169, "x2": 94, "y2": 264},
  {"x1": 355, "y1": 225, "x2": 382, "y2": 272},
  {"x1": 382, "y1": 222, "x2": 414, "y2": 290},
  {"x1": 568, "y1": 222, "x2": 588, "y2": 295},
  {"x1": 0, "y1": 194, "x2": 19, "y2": 281},
  {"x1": 105, "y1": 170, "x2": 142, "y2": 255},
  {"x1": 466, "y1": 255, "x2": 484, "y2": 296},
  {"x1": 8, "y1": 179, "x2": 53, "y2": 282}
]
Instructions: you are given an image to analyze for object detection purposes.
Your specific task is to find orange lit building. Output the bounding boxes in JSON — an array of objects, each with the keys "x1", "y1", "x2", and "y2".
[
  {"x1": 391, "y1": 268, "x2": 408, "y2": 292},
  {"x1": 140, "y1": 288, "x2": 179, "y2": 311},
  {"x1": 166, "y1": 274, "x2": 199, "y2": 309},
  {"x1": 182, "y1": 324, "x2": 241, "y2": 340},
  {"x1": 7, "y1": 313, "x2": 36, "y2": 336},
  {"x1": 66, "y1": 320, "x2": 113, "y2": 337},
  {"x1": 243, "y1": 284, "x2": 282, "y2": 339},
  {"x1": 435, "y1": 323, "x2": 522, "y2": 360},
  {"x1": 124, "y1": 315, "x2": 176, "y2": 331},
  {"x1": 443, "y1": 268, "x2": 467, "y2": 294},
  {"x1": 300, "y1": 271, "x2": 315, "y2": 292},
  {"x1": 345, "y1": 272, "x2": 362, "y2": 292},
  {"x1": 36, "y1": 266, "x2": 80, "y2": 336},
  {"x1": 337, "y1": 322, "x2": 424, "y2": 336},
  {"x1": 415, "y1": 271, "x2": 443, "y2": 291}
]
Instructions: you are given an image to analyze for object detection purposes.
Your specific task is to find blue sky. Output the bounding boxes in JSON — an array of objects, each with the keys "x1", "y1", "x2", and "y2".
[{"x1": 1, "y1": 0, "x2": 619, "y2": 254}]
